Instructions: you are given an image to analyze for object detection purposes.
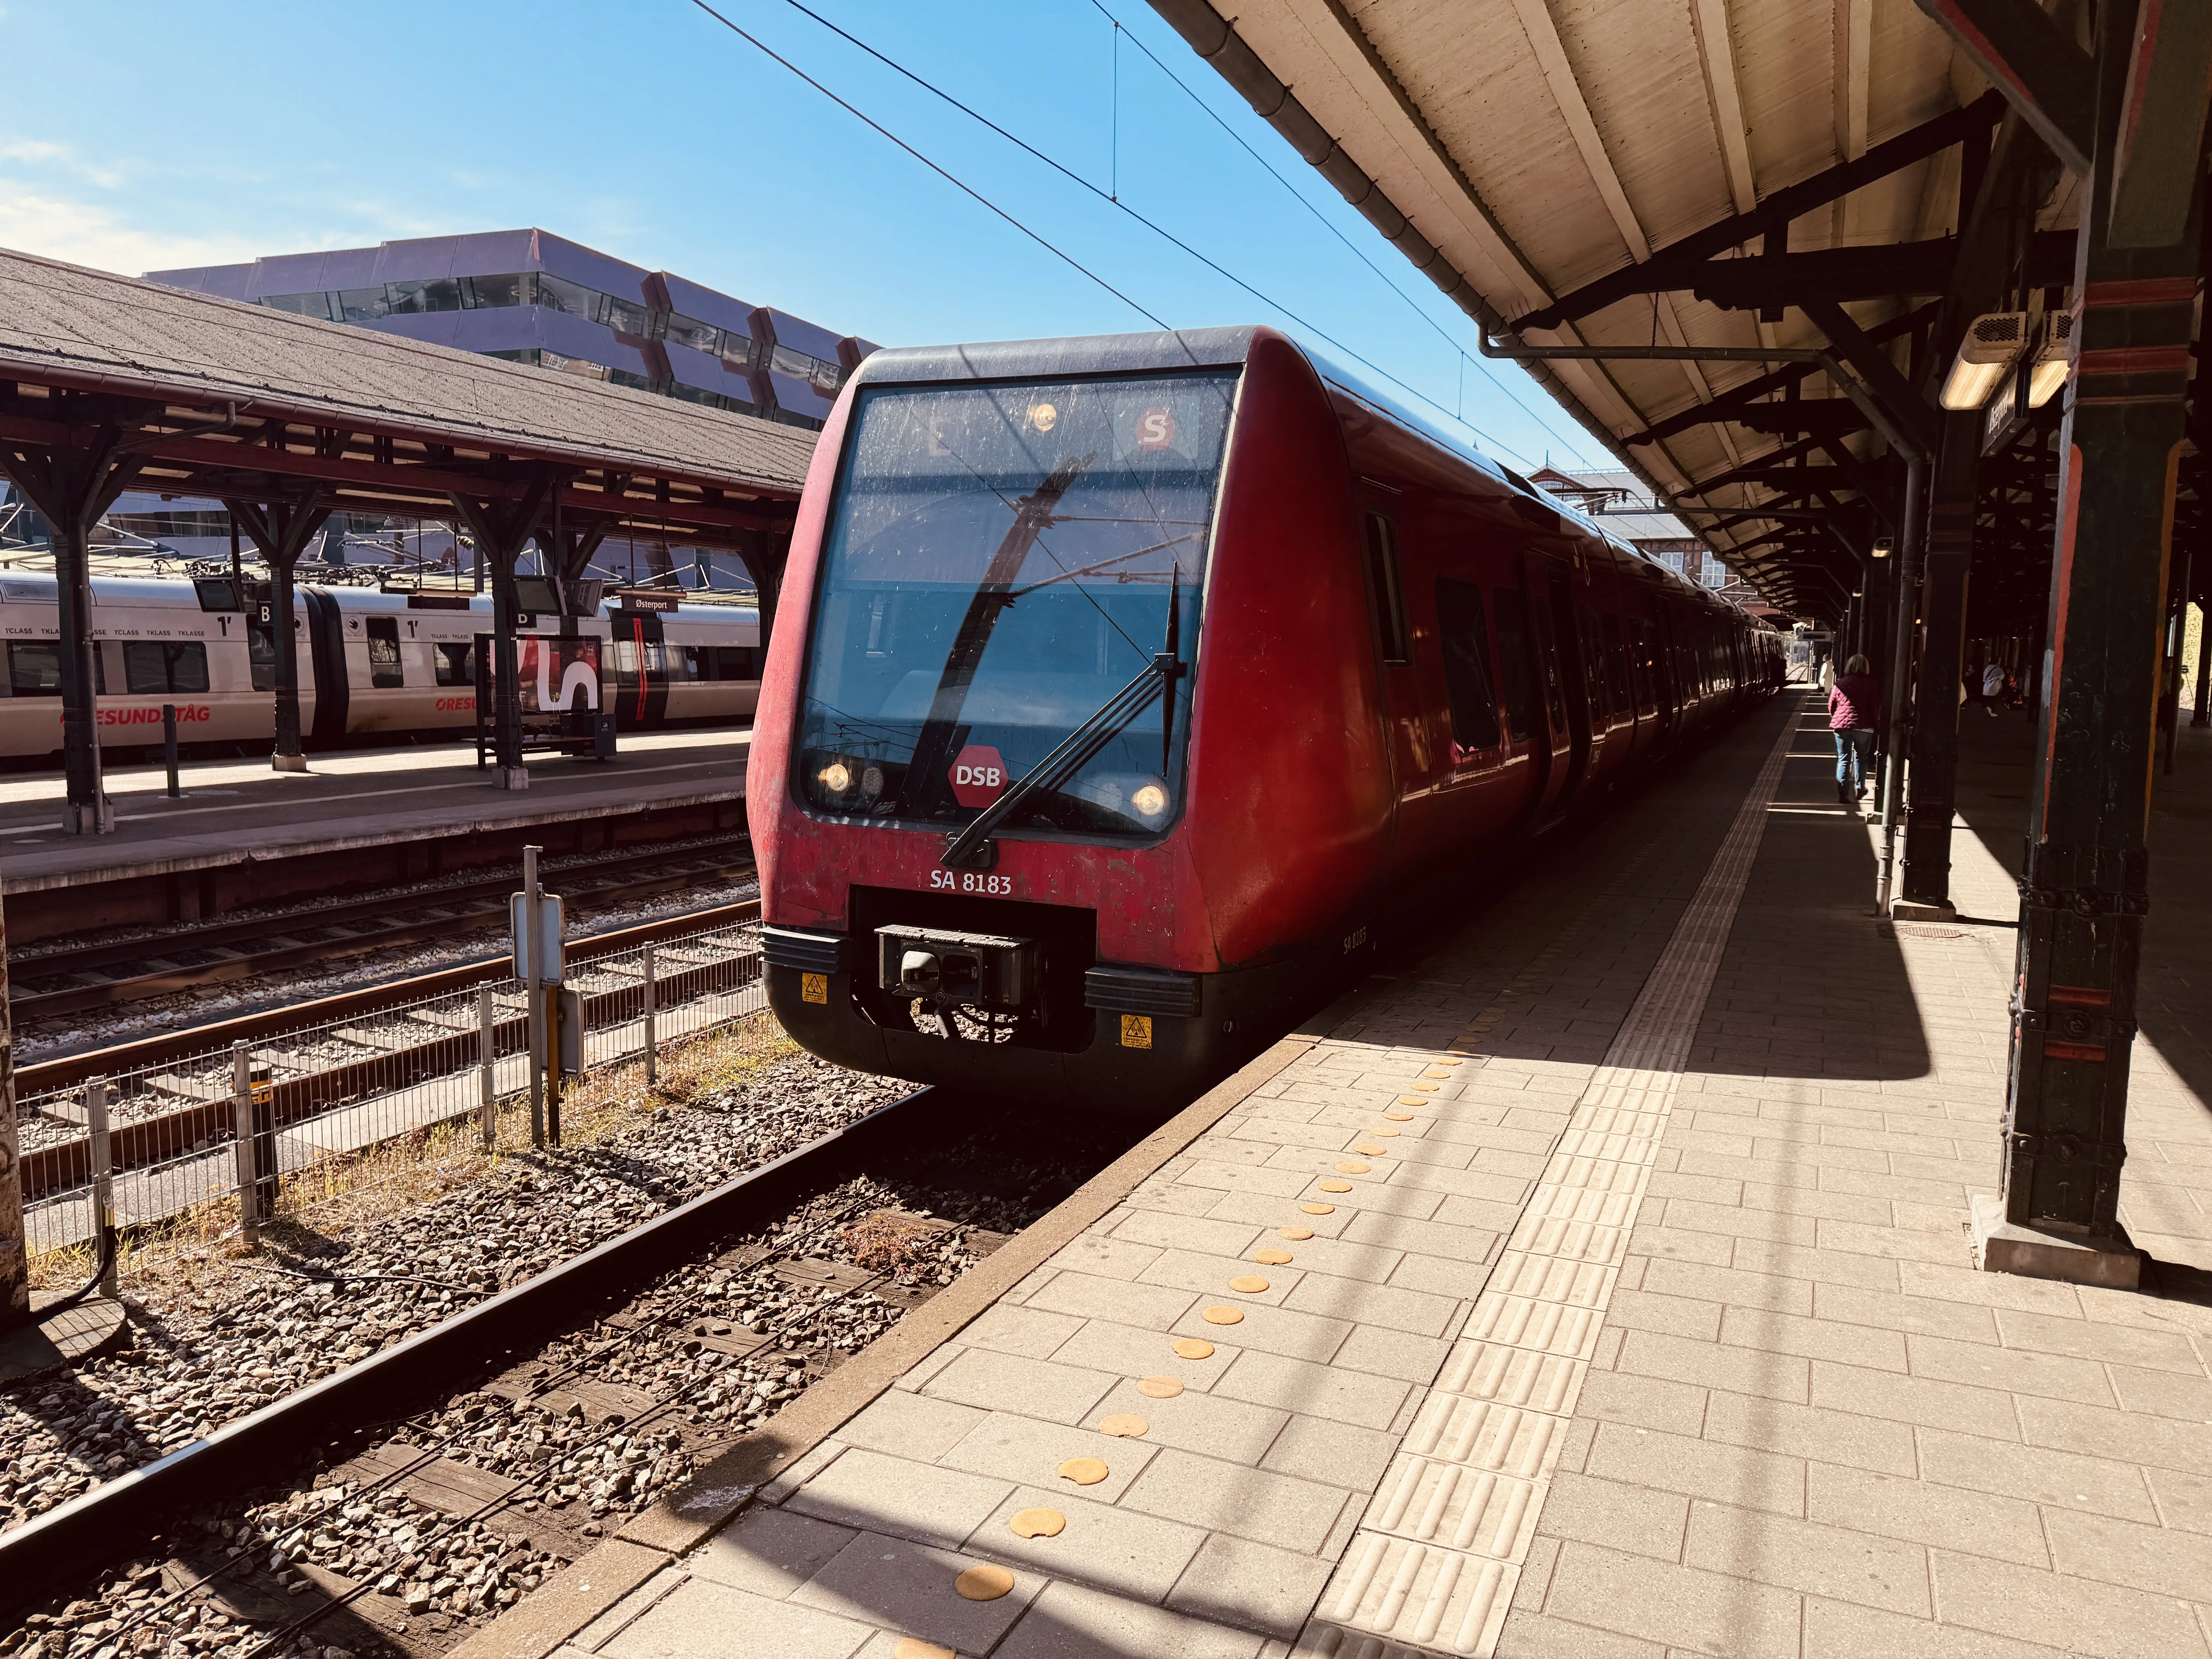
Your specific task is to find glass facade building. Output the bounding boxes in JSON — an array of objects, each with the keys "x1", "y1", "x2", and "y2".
[{"x1": 148, "y1": 228, "x2": 876, "y2": 430}]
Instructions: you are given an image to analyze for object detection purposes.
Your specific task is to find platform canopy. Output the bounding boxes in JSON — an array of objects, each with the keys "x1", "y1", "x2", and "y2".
[
  {"x1": 1147, "y1": 0, "x2": 2094, "y2": 620},
  {"x1": 0, "y1": 246, "x2": 811, "y2": 546}
]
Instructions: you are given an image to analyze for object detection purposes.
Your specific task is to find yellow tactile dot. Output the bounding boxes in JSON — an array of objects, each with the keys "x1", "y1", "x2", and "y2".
[
  {"x1": 1302, "y1": 1202, "x2": 1336, "y2": 1214},
  {"x1": 1384, "y1": 1109, "x2": 1415, "y2": 1121},
  {"x1": 956, "y1": 1563, "x2": 1016, "y2": 1600},
  {"x1": 1253, "y1": 1248, "x2": 1294, "y2": 1265},
  {"x1": 1139, "y1": 1375, "x2": 1184, "y2": 1399},
  {"x1": 1369, "y1": 1125, "x2": 1401, "y2": 1137},
  {"x1": 1413, "y1": 1081, "x2": 1441, "y2": 1091},
  {"x1": 1433, "y1": 1056, "x2": 1464, "y2": 1066},
  {"x1": 1010, "y1": 1507, "x2": 1065, "y2": 1539},
  {"x1": 1173, "y1": 1338, "x2": 1215, "y2": 1360},
  {"x1": 895, "y1": 1640, "x2": 955, "y2": 1659},
  {"x1": 1397, "y1": 1096, "x2": 1428, "y2": 1106},
  {"x1": 1337, "y1": 1162, "x2": 1371, "y2": 1175},
  {"x1": 1355, "y1": 1144, "x2": 1386, "y2": 1156},
  {"x1": 1278, "y1": 1225, "x2": 1315, "y2": 1240},
  {"x1": 1202, "y1": 1305, "x2": 1245, "y2": 1325},
  {"x1": 1099, "y1": 1412, "x2": 1149, "y2": 1436},
  {"x1": 1058, "y1": 1456, "x2": 1109, "y2": 1485},
  {"x1": 1422, "y1": 1067, "x2": 1454, "y2": 1079},
  {"x1": 1317, "y1": 1180, "x2": 1352, "y2": 1194},
  {"x1": 1228, "y1": 1275, "x2": 1270, "y2": 1294}
]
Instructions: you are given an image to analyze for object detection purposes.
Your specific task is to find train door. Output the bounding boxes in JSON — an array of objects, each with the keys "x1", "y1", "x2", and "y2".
[
  {"x1": 303, "y1": 590, "x2": 347, "y2": 745},
  {"x1": 1540, "y1": 555, "x2": 1595, "y2": 804},
  {"x1": 1358, "y1": 504, "x2": 1429, "y2": 825},
  {"x1": 1510, "y1": 555, "x2": 1573, "y2": 823},
  {"x1": 609, "y1": 610, "x2": 671, "y2": 729}
]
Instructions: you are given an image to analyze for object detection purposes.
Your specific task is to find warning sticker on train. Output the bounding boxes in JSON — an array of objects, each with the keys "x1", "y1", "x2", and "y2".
[{"x1": 950, "y1": 744, "x2": 1008, "y2": 807}]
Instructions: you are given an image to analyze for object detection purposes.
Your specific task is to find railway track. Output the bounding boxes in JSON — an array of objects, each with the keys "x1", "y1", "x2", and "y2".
[
  {"x1": 0, "y1": 1083, "x2": 1142, "y2": 1658},
  {"x1": 12, "y1": 900, "x2": 765, "y2": 1212},
  {"x1": 9, "y1": 835, "x2": 756, "y2": 1022}
]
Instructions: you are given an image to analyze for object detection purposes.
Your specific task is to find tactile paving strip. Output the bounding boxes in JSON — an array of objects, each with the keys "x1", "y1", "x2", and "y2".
[{"x1": 1297, "y1": 710, "x2": 1800, "y2": 1659}]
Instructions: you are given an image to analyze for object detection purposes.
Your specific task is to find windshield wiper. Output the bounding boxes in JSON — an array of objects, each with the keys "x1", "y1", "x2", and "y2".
[
  {"x1": 942, "y1": 568, "x2": 1184, "y2": 870},
  {"x1": 894, "y1": 452, "x2": 1094, "y2": 817}
]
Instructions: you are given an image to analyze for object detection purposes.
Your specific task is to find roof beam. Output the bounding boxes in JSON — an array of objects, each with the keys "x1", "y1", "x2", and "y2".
[
  {"x1": 1510, "y1": 0, "x2": 1650, "y2": 261},
  {"x1": 1692, "y1": 0, "x2": 1758, "y2": 213},
  {"x1": 1503, "y1": 0, "x2": 1736, "y2": 443},
  {"x1": 1513, "y1": 91, "x2": 2006, "y2": 331},
  {"x1": 1911, "y1": 0, "x2": 2095, "y2": 175},
  {"x1": 1802, "y1": 298, "x2": 1944, "y2": 452},
  {"x1": 1685, "y1": 229, "x2": 2075, "y2": 309},
  {"x1": 2108, "y1": 0, "x2": 2212, "y2": 246}
]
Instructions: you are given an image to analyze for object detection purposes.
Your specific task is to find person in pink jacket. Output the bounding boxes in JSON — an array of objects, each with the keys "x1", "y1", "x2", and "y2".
[{"x1": 1828, "y1": 653, "x2": 1882, "y2": 805}]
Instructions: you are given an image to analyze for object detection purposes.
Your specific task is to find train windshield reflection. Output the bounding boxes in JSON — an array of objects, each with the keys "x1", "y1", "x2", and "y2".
[{"x1": 798, "y1": 370, "x2": 1237, "y2": 836}]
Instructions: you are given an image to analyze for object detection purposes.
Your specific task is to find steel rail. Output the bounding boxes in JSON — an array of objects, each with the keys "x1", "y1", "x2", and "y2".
[
  {"x1": 17, "y1": 898, "x2": 761, "y2": 1099},
  {"x1": 0, "y1": 1084, "x2": 943, "y2": 1625},
  {"x1": 10, "y1": 837, "x2": 753, "y2": 1020}
]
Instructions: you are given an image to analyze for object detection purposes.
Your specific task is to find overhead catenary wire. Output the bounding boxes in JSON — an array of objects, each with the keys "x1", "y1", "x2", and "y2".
[
  {"x1": 1084, "y1": 0, "x2": 1601, "y2": 466},
  {"x1": 705, "y1": 0, "x2": 1550, "y2": 469},
  {"x1": 687, "y1": 0, "x2": 1166, "y2": 329}
]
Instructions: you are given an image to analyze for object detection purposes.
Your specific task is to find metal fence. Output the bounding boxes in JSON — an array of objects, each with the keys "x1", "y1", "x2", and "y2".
[{"x1": 16, "y1": 919, "x2": 764, "y2": 1256}]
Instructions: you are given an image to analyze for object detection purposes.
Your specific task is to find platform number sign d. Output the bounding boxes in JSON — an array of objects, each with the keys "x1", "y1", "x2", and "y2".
[{"x1": 950, "y1": 744, "x2": 1008, "y2": 808}]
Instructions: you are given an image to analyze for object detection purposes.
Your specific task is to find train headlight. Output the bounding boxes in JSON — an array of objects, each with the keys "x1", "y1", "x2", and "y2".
[
  {"x1": 1130, "y1": 782, "x2": 1168, "y2": 819},
  {"x1": 819, "y1": 761, "x2": 852, "y2": 793}
]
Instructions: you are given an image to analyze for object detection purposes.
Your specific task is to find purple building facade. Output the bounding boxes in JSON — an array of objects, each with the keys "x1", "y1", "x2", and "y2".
[{"x1": 149, "y1": 228, "x2": 876, "y2": 430}]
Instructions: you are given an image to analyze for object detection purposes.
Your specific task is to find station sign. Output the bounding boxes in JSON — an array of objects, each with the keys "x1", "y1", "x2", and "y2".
[
  {"x1": 612, "y1": 590, "x2": 683, "y2": 614},
  {"x1": 949, "y1": 744, "x2": 1008, "y2": 807}
]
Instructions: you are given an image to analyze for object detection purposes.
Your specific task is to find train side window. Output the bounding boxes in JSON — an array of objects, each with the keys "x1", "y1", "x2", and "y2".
[
  {"x1": 366, "y1": 618, "x2": 403, "y2": 688},
  {"x1": 1576, "y1": 603, "x2": 1609, "y2": 722},
  {"x1": 716, "y1": 646, "x2": 758, "y2": 679},
  {"x1": 8, "y1": 641, "x2": 61, "y2": 696},
  {"x1": 1628, "y1": 618, "x2": 1658, "y2": 715},
  {"x1": 249, "y1": 623, "x2": 276, "y2": 692},
  {"x1": 1362, "y1": 512, "x2": 1411, "y2": 665},
  {"x1": 1433, "y1": 578, "x2": 1501, "y2": 752},
  {"x1": 123, "y1": 641, "x2": 210, "y2": 696},
  {"x1": 1599, "y1": 612, "x2": 1633, "y2": 713},
  {"x1": 435, "y1": 643, "x2": 474, "y2": 687},
  {"x1": 1491, "y1": 588, "x2": 1536, "y2": 744}
]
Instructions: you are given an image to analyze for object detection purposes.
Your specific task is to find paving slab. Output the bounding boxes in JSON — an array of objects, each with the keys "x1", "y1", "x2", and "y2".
[{"x1": 475, "y1": 701, "x2": 2212, "y2": 1659}]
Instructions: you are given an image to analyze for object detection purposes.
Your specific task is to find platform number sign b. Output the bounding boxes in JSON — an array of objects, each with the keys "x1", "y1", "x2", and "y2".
[{"x1": 950, "y1": 744, "x2": 1008, "y2": 808}]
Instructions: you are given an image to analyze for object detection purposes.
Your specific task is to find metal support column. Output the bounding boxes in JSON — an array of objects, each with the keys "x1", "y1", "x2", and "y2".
[
  {"x1": 0, "y1": 866, "x2": 22, "y2": 1327},
  {"x1": 451, "y1": 472, "x2": 556, "y2": 793},
  {"x1": 1901, "y1": 412, "x2": 1983, "y2": 916},
  {"x1": 478, "y1": 984, "x2": 497, "y2": 1150},
  {"x1": 227, "y1": 493, "x2": 333, "y2": 775},
  {"x1": 1999, "y1": 0, "x2": 2200, "y2": 1281}
]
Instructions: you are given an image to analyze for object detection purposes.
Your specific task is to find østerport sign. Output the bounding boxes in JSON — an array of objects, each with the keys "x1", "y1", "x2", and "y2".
[{"x1": 949, "y1": 745, "x2": 1008, "y2": 808}]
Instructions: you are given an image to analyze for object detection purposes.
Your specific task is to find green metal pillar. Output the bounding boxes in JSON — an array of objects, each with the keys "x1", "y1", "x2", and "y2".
[{"x1": 2004, "y1": 0, "x2": 2199, "y2": 1263}]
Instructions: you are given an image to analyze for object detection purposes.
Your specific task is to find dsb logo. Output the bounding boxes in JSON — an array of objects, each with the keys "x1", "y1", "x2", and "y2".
[{"x1": 949, "y1": 744, "x2": 1008, "y2": 807}]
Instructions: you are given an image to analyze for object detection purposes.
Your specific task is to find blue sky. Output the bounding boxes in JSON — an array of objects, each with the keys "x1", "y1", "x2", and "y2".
[{"x1": 0, "y1": 0, "x2": 1601, "y2": 471}]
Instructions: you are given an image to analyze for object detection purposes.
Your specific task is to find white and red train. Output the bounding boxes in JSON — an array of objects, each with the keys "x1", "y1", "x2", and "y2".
[
  {"x1": 0, "y1": 572, "x2": 762, "y2": 756},
  {"x1": 753, "y1": 326, "x2": 1782, "y2": 1111}
]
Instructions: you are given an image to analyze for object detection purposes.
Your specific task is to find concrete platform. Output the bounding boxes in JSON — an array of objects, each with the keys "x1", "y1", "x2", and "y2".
[
  {"x1": 0, "y1": 727, "x2": 750, "y2": 936},
  {"x1": 452, "y1": 697, "x2": 2212, "y2": 1659}
]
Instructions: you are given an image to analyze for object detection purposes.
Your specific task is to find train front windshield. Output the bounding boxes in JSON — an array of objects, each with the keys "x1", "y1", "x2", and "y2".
[{"x1": 798, "y1": 371, "x2": 1237, "y2": 838}]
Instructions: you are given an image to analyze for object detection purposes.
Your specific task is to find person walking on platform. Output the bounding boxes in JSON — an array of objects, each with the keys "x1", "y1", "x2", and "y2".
[{"x1": 1829, "y1": 653, "x2": 1881, "y2": 806}]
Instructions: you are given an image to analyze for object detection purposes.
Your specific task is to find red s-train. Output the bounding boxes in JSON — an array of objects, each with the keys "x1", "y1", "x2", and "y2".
[{"x1": 751, "y1": 327, "x2": 1780, "y2": 1111}]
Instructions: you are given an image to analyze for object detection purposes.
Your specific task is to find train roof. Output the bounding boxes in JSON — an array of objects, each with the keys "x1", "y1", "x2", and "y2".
[
  {"x1": 853, "y1": 326, "x2": 1754, "y2": 621},
  {"x1": 0, "y1": 567, "x2": 755, "y2": 626}
]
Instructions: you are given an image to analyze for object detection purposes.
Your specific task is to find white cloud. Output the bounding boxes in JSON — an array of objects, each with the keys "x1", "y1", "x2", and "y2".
[{"x1": 0, "y1": 190, "x2": 260, "y2": 276}]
